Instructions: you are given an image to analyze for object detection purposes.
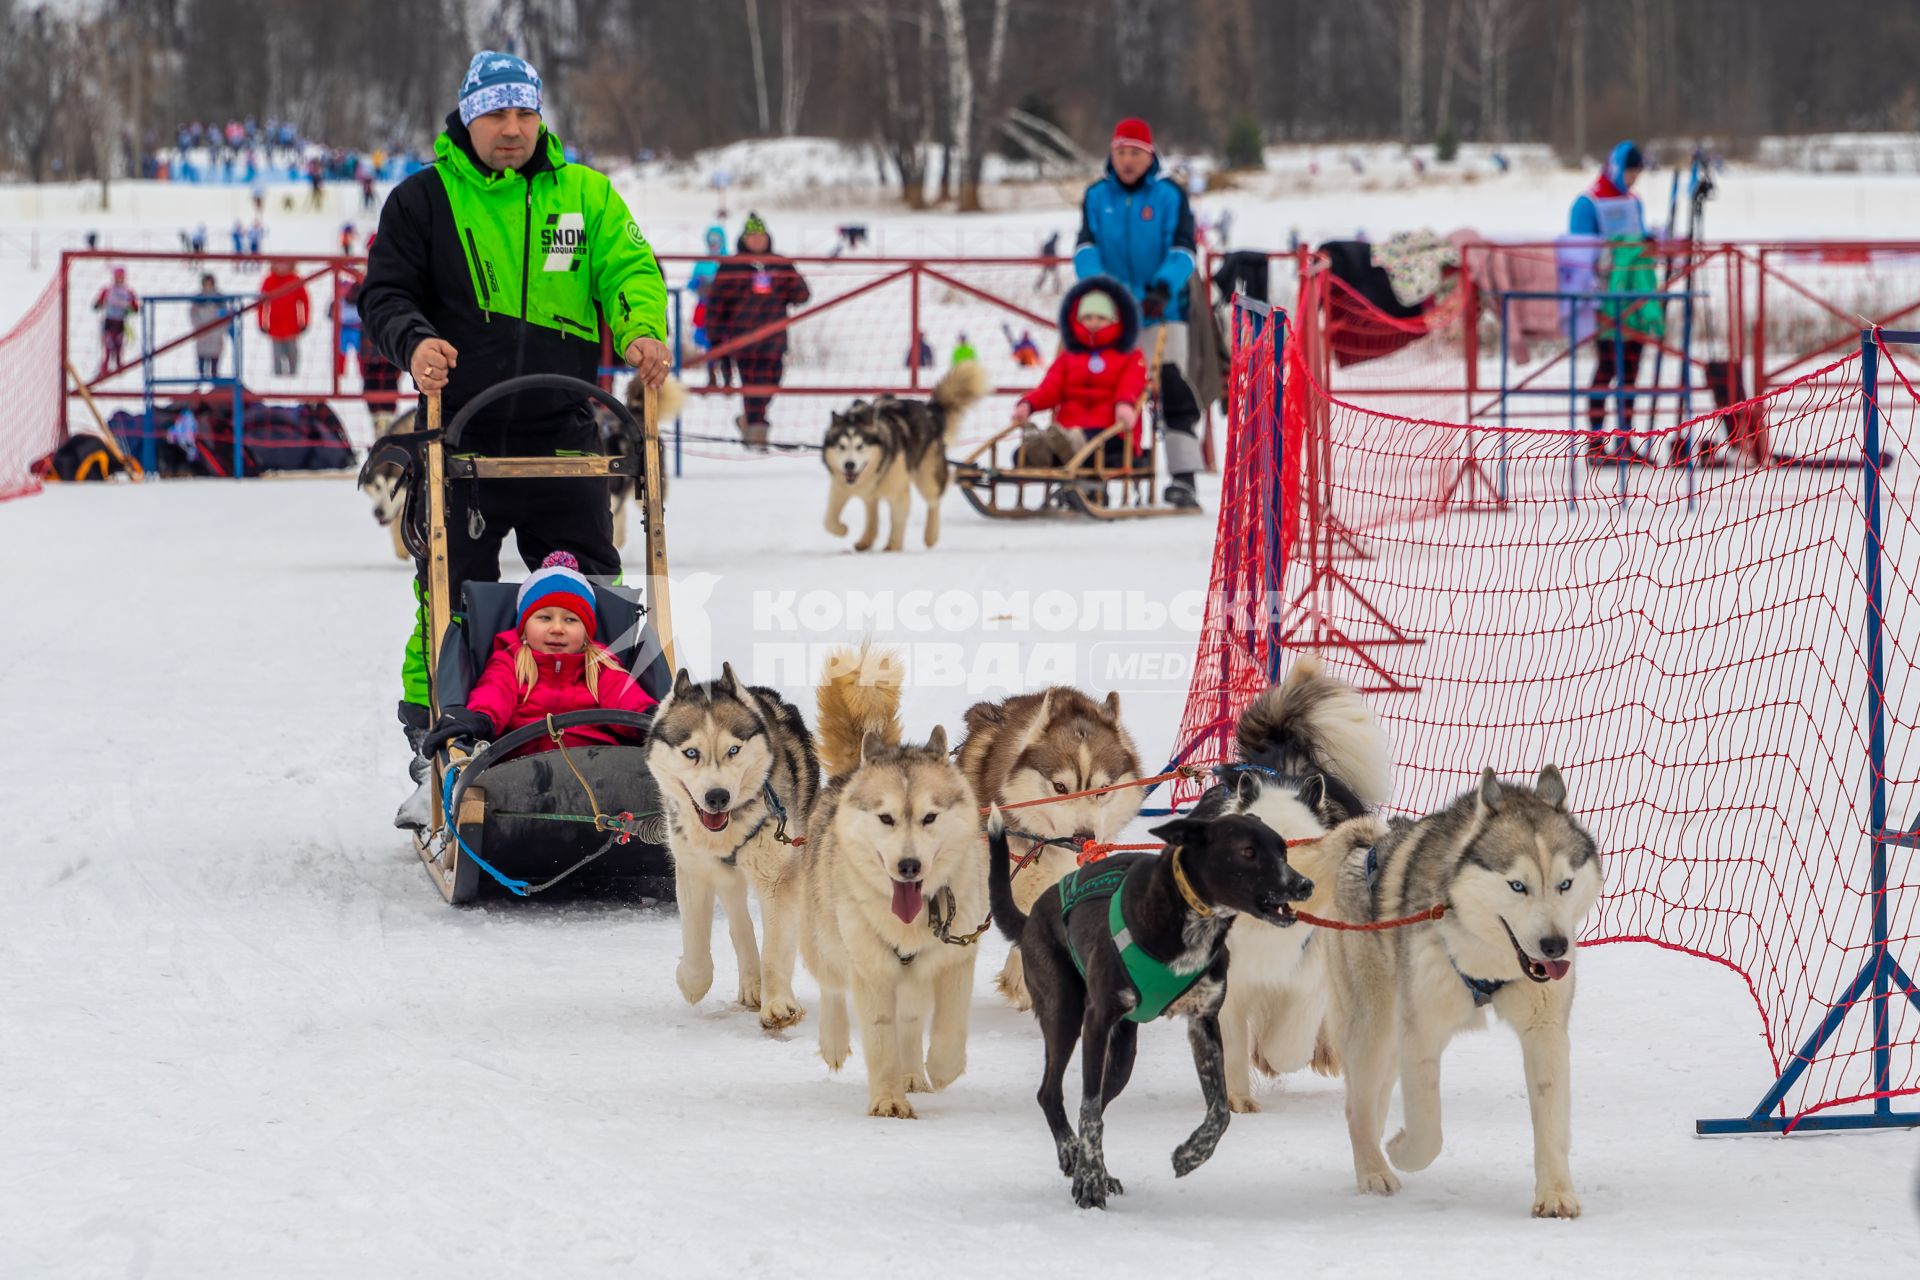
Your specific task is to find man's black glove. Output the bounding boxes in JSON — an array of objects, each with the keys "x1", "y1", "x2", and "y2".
[
  {"x1": 422, "y1": 708, "x2": 493, "y2": 758},
  {"x1": 1141, "y1": 283, "x2": 1171, "y2": 321}
]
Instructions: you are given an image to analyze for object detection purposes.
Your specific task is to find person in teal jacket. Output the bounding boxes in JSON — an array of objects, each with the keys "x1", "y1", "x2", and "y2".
[
  {"x1": 688, "y1": 224, "x2": 731, "y2": 387},
  {"x1": 1569, "y1": 141, "x2": 1661, "y2": 465}
]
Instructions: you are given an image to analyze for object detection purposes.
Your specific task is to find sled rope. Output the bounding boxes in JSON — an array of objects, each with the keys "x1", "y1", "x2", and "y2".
[
  {"x1": 993, "y1": 763, "x2": 1210, "y2": 814},
  {"x1": 1069, "y1": 836, "x2": 1446, "y2": 932},
  {"x1": 771, "y1": 763, "x2": 1210, "y2": 851},
  {"x1": 441, "y1": 764, "x2": 533, "y2": 896},
  {"x1": 435, "y1": 723, "x2": 641, "y2": 898}
]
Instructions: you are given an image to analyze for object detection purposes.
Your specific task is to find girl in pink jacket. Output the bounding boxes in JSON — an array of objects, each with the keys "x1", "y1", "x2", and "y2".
[{"x1": 422, "y1": 552, "x2": 655, "y2": 760}]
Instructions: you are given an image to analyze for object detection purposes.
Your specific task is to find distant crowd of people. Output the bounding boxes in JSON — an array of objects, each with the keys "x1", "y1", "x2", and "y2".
[{"x1": 149, "y1": 117, "x2": 429, "y2": 196}]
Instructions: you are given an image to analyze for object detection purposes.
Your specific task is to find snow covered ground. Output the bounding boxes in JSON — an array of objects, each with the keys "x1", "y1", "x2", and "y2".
[
  {"x1": 5, "y1": 147, "x2": 1920, "y2": 1275},
  {"x1": 4, "y1": 466, "x2": 1918, "y2": 1278}
]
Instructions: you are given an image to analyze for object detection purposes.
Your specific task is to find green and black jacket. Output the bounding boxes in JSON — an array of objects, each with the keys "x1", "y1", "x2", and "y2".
[{"x1": 361, "y1": 113, "x2": 666, "y2": 442}]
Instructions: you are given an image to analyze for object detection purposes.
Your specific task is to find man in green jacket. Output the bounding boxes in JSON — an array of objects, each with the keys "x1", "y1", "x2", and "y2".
[{"x1": 361, "y1": 50, "x2": 669, "y2": 828}]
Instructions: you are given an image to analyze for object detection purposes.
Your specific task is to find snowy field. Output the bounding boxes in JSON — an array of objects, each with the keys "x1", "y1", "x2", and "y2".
[
  {"x1": 5, "y1": 146, "x2": 1920, "y2": 1275},
  {"x1": 4, "y1": 467, "x2": 1918, "y2": 1278}
]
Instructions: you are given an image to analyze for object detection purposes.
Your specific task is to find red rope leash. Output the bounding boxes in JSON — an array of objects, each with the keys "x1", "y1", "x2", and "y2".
[
  {"x1": 990, "y1": 763, "x2": 1209, "y2": 814},
  {"x1": 781, "y1": 764, "x2": 1208, "y2": 852},
  {"x1": 1070, "y1": 837, "x2": 1447, "y2": 932}
]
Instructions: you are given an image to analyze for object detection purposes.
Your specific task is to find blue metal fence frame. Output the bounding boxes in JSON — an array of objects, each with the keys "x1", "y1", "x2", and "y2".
[
  {"x1": 1495, "y1": 288, "x2": 1698, "y2": 510},
  {"x1": 1695, "y1": 328, "x2": 1920, "y2": 1134},
  {"x1": 139, "y1": 293, "x2": 246, "y2": 477}
]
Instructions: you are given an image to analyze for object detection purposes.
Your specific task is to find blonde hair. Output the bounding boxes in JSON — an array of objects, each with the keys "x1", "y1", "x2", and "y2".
[{"x1": 515, "y1": 637, "x2": 621, "y2": 698}]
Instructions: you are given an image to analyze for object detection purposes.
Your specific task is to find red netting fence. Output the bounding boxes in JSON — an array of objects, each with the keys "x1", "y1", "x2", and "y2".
[
  {"x1": 0, "y1": 279, "x2": 63, "y2": 501},
  {"x1": 1176, "y1": 288, "x2": 1920, "y2": 1127}
]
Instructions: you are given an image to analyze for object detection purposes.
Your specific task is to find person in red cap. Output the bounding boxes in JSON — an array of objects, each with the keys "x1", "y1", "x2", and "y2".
[{"x1": 1071, "y1": 117, "x2": 1204, "y2": 508}]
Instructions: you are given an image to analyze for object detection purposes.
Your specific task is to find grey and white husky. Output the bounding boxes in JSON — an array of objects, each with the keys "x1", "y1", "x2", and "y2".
[
  {"x1": 1188, "y1": 656, "x2": 1395, "y2": 1113},
  {"x1": 822, "y1": 362, "x2": 989, "y2": 552},
  {"x1": 645, "y1": 665, "x2": 820, "y2": 1029},
  {"x1": 1324, "y1": 765, "x2": 1603, "y2": 1218}
]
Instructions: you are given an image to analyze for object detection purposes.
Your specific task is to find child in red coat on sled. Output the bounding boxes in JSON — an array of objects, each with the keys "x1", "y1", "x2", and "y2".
[
  {"x1": 422, "y1": 552, "x2": 656, "y2": 761},
  {"x1": 1010, "y1": 276, "x2": 1147, "y2": 469}
]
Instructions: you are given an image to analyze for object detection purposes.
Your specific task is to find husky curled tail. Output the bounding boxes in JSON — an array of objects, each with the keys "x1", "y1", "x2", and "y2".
[
  {"x1": 930, "y1": 361, "x2": 992, "y2": 441},
  {"x1": 781, "y1": 645, "x2": 988, "y2": 1118},
  {"x1": 1211, "y1": 656, "x2": 1396, "y2": 1108},
  {"x1": 814, "y1": 645, "x2": 906, "y2": 778},
  {"x1": 1234, "y1": 654, "x2": 1393, "y2": 817}
]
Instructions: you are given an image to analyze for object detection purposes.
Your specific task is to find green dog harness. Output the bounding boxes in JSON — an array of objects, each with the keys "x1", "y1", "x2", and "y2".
[{"x1": 1057, "y1": 855, "x2": 1208, "y2": 1023}]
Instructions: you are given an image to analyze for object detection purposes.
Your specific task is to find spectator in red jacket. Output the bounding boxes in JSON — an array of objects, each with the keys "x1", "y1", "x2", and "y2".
[
  {"x1": 704, "y1": 211, "x2": 809, "y2": 451},
  {"x1": 258, "y1": 260, "x2": 311, "y2": 376},
  {"x1": 1012, "y1": 276, "x2": 1148, "y2": 470},
  {"x1": 419, "y1": 552, "x2": 656, "y2": 770}
]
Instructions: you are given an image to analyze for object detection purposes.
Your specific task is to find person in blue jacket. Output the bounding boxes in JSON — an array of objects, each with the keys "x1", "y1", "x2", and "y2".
[
  {"x1": 688, "y1": 224, "x2": 731, "y2": 387},
  {"x1": 1073, "y1": 116, "x2": 1204, "y2": 508},
  {"x1": 1569, "y1": 141, "x2": 1659, "y2": 465}
]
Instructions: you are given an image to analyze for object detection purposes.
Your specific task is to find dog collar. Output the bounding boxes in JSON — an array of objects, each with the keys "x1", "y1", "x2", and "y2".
[
  {"x1": 1447, "y1": 951, "x2": 1508, "y2": 1007},
  {"x1": 1169, "y1": 846, "x2": 1213, "y2": 917},
  {"x1": 928, "y1": 886, "x2": 991, "y2": 947}
]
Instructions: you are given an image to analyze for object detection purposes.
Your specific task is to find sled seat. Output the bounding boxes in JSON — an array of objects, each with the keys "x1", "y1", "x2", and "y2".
[{"x1": 428, "y1": 578, "x2": 675, "y2": 904}]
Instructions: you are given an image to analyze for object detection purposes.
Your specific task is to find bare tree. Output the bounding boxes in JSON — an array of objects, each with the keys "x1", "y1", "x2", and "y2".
[
  {"x1": 779, "y1": 0, "x2": 810, "y2": 136},
  {"x1": 1401, "y1": 0, "x2": 1426, "y2": 143},
  {"x1": 744, "y1": 0, "x2": 773, "y2": 134},
  {"x1": 1465, "y1": 0, "x2": 1513, "y2": 142}
]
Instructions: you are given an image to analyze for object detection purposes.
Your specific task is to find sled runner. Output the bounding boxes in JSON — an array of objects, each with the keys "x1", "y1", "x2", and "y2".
[
  {"x1": 951, "y1": 321, "x2": 1201, "y2": 522},
  {"x1": 366, "y1": 373, "x2": 677, "y2": 904},
  {"x1": 951, "y1": 420, "x2": 1199, "y2": 521}
]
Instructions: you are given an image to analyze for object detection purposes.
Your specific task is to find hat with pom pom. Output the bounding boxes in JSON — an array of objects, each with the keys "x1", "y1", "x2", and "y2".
[{"x1": 516, "y1": 551, "x2": 597, "y2": 635}]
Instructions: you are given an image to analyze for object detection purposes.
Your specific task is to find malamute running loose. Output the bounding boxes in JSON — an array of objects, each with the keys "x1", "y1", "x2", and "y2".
[
  {"x1": 1325, "y1": 764, "x2": 1603, "y2": 1218},
  {"x1": 646, "y1": 665, "x2": 820, "y2": 1029}
]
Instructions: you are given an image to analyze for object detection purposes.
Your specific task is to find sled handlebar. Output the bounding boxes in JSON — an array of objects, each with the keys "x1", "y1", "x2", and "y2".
[{"x1": 443, "y1": 373, "x2": 643, "y2": 450}]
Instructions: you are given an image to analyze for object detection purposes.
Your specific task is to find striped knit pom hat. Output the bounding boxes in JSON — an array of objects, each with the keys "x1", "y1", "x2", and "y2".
[{"x1": 517, "y1": 551, "x2": 596, "y2": 634}]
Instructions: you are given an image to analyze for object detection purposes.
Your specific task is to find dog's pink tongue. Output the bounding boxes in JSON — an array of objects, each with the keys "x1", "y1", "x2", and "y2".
[
  {"x1": 1545, "y1": 958, "x2": 1572, "y2": 981},
  {"x1": 891, "y1": 879, "x2": 924, "y2": 924}
]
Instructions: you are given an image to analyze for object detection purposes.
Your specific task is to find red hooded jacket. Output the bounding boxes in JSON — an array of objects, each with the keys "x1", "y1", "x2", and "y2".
[
  {"x1": 257, "y1": 270, "x2": 311, "y2": 340},
  {"x1": 1019, "y1": 347, "x2": 1148, "y2": 434},
  {"x1": 1017, "y1": 275, "x2": 1149, "y2": 440},
  {"x1": 465, "y1": 630, "x2": 657, "y2": 757}
]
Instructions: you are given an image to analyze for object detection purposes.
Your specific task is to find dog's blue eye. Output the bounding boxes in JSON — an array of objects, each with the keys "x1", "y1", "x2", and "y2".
[
  {"x1": 1508, "y1": 879, "x2": 1528, "y2": 894},
  {"x1": 922, "y1": 812, "x2": 937, "y2": 826},
  {"x1": 683, "y1": 748, "x2": 700, "y2": 762},
  {"x1": 877, "y1": 813, "x2": 895, "y2": 827},
  {"x1": 726, "y1": 744, "x2": 741, "y2": 757},
  {"x1": 1557, "y1": 878, "x2": 1573, "y2": 893}
]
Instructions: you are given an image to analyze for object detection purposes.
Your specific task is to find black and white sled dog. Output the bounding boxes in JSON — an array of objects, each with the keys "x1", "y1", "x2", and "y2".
[
  {"x1": 822, "y1": 361, "x2": 989, "y2": 551},
  {"x1": 646, "y1": 664, "x2": 820, "y2": 1029},
  {"x1": 1324, "y1": 765, "x2": 1602, "y2": 1218},
  {"x1": 1187, "y1": 656, "x2": 1394, "y2": 1113},
  {"x1": 987, "y1": 808, "x2": 1315, "y2": 1209},
  {"x1": 360, "y1": 379, "x2": 684, "y2": 560}
]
